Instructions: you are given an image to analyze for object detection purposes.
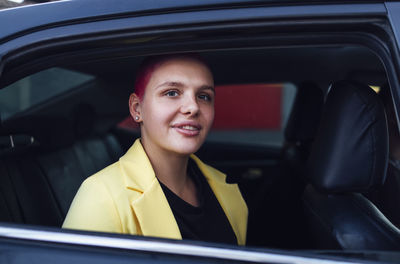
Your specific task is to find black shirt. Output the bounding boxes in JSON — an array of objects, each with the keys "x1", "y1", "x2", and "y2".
[{"x1": 159, "y1": 160, "x2": 237, "y2": 244}]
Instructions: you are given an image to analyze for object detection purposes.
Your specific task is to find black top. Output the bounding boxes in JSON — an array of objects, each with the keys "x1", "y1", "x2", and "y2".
[{"x1": 159, "y1": 159, "x2": 237, "y2": 244}]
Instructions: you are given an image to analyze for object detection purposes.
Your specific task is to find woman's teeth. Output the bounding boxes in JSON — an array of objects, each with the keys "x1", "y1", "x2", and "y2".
[{"x1": 181, "y1": 125, "x2": 198, "y2": 130}]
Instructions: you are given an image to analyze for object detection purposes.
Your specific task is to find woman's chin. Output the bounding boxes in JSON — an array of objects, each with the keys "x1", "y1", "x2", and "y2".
[{"x1": 168, "y1": 143, "x2": 202, "y2": 156}]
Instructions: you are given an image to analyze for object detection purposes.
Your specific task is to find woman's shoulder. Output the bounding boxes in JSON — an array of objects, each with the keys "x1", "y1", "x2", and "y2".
[
  {"x1": 84, "y1": 154, "x2": 155, "y2": 203},
  {"x1": 83, "y1": 161, "x2": 124, "y2": 188}
]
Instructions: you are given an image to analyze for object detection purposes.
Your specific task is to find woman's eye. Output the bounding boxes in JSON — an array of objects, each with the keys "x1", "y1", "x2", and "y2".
[
  {"x1": 198, "y1": 94, "x2": 212, "y2": 101},
  {"x1": 165, "y1": 90, "x2": 179, "y2": 97}
]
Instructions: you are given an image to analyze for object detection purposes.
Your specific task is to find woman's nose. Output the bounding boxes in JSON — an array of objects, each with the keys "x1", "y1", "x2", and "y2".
[{"x1": 181, "y1": 94, "x2": 199, "y2": 116}]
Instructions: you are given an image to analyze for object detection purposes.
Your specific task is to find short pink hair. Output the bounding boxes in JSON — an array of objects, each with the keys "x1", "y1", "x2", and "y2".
[{"x1": 134, "y1": 53, "x2": 209, "y2": 100}]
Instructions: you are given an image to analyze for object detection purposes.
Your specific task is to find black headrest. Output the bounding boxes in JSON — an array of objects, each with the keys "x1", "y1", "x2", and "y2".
[
  {"x1": 284, "y1": 81, "x2": 324, "y2": 143},
  {"x1": 307, "y1": 81, "x2": 388, "y2": 193},
  {"x1": 1, "y1": 104, "x2": 98, "y2": 149}
]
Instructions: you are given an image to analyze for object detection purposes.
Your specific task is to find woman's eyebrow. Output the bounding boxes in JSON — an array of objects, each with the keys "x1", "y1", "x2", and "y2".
[
  {"x1": 155, "y1": 82, "x2": 214, "y2": 92},
  {"x1": 155, "y1": 81, "x2": 184, "y2": 89},
  {"x1": 200, "y1": 85, "x2": 215, "y2": 92}
]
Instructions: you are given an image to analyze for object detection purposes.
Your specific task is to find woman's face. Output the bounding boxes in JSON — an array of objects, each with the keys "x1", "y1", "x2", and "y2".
[{"x1": 134, "y1": 57, "x2": 215, "y2": 157}]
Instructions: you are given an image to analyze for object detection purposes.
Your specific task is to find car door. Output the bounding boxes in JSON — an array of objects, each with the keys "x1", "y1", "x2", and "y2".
[{"x1": 1, "y1": 0, "x2": 400, "y2": 263}]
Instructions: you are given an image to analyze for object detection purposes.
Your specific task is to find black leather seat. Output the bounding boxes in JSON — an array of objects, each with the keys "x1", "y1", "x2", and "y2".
[
  {"x1": 303, "y1": 80, "x2": 400, "y2": 250},
  {"x1": 366, "y1": 85, "x2": 400, "y2": 229},
  {"x1": 0, "y1": 78, "x2": 131, "y2": 227},
  {"x1": 0, "y1": 104, "x2": 125, "y2": 227},
  {"x1": 0, "y1": 134, "x2": 124, "y2": 226}
]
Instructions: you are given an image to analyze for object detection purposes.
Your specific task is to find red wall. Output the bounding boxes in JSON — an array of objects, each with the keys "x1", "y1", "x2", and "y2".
[{"x1": 213, "y1": 83, "x2": 282, "y2": 130}]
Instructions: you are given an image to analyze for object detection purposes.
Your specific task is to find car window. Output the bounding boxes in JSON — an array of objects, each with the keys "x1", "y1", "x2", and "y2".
[{"x1": 0, "y1": 67, "x2": 95, "y2": 120}]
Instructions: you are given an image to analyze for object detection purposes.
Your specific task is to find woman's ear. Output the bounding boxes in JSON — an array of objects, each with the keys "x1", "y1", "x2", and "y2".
[{"x1": 129, "y1": 93, "x2": 142, "y2": 123}]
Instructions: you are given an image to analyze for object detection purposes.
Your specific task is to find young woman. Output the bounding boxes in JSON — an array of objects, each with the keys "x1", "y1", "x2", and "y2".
[{"x1": 63, "y1": 54, "x2": 248, "y2": 245}]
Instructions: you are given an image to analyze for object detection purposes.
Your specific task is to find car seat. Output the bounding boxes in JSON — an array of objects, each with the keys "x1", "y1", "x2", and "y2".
[
  {"x1": 282, "y1": 81, "x2": 324, "y2": 176},
  {"x1": 303, "y1": 80, "x2": 400, "y2": 250}
]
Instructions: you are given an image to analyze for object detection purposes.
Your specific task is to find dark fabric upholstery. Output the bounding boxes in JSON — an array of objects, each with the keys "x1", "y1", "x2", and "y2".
[{"x1": 303, "y1": 80, "x2": 400, "y2": 250}]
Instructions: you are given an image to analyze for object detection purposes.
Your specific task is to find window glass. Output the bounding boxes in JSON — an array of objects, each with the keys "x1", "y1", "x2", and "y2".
[
  {"x1": 0, "y1": 67, "x2": 95, "y2": 120},
  {"x1": 207, "y1": 83, "x2": 296, "y2": 146}
]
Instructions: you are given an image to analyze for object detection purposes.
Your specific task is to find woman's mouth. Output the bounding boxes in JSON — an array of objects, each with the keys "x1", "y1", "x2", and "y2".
[
  {"x1": 181, "y1": 125, "x2": 199, "y2": 131},
  {"x1": 173, "y1": 123, "x2": 201, "y2": 136}
]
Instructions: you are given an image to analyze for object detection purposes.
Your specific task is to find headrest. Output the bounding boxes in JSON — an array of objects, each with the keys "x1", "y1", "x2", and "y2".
[
  {"x1": 284, "y1": 81, "x2": 324, "y2": 143},
  {"x1": 1, "y1": 104, "x2": 98, "y2": 150},
  {"x1": 307, "y1": 81, "x2": 388, "y2": 193},
  {"x1": 2, "y1": 115, "x2": 75, "y2": 149}
]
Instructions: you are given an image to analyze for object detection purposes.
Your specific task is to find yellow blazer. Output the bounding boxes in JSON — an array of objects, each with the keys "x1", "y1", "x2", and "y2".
[{"x1": 63, "y1": 139, "x2": 248, "y2": 245}]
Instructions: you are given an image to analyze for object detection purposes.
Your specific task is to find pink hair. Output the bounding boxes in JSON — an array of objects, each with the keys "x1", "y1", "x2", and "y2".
[{"x1": 133, "y1": 53, "x2": 208, "y2": 100}]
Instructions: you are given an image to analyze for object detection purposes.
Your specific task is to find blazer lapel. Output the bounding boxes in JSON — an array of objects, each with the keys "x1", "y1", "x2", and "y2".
[
  {"x1": 119, "y1": 139, "x2": 181, "y2": 240},
  {"x1": 191, "y1": 155, "x2": 248, "y2": 245},
  {"x1": 131, "y1": 178, "x2": 182, "y2": 239}
]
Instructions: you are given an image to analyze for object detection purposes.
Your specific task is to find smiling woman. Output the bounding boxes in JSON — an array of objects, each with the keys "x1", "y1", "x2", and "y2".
[{"x1": 62, "y1": 54, "x2": 248, "y2": 245}]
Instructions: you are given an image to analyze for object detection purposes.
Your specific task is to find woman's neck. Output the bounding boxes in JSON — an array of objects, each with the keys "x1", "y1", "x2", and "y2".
[{"x1": 140, "y1": 138, "x2": 198, "y2": 206}]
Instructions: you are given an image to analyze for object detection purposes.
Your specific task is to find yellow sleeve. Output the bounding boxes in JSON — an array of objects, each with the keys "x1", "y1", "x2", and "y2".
[{"x1": 62, "y1": 176, "x2": 123, "y2": 233}]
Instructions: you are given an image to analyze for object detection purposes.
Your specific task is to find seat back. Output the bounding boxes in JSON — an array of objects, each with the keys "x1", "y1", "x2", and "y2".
[
  {"x1": 0, "y1": 104, "x2": 124, "y2": 226},
  {"x1": 283, "y1": 81, "x2": 324, "y2": 173},
  {"x1": 0, "y1": 134, "x2": 123, "y2": 226},
  {"x1": 303, "y1": 80, "x2": 400, "y2": 250}
]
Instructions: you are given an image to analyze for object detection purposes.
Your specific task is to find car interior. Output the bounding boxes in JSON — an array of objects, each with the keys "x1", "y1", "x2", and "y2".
[{"x1": 0, "y1": 41, "x2": 399, "y2": 252}]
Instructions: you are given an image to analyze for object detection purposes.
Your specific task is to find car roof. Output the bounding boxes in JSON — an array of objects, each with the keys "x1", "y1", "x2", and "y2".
[{"x1": 0, "y1": 0, "x2": 387, "y2": 43}]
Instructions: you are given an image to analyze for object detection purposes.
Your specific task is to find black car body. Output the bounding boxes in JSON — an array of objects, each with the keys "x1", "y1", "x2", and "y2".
[{"x1": 1, "y1": 0, "x2": 400, "y2": 263}]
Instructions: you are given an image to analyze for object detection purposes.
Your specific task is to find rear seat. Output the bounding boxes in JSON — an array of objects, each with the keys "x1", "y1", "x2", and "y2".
[
  {"x1": 0, "y1": 133, "x2": 124, "y2": 227},
  {"x1": 0, "y1": 78, "x2": 132, "y2": 227}
]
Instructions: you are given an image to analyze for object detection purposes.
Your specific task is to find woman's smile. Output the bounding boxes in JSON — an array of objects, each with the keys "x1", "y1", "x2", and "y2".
[{"x1": 172, "y1": 121, "x2": 202, "y2": 137}]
